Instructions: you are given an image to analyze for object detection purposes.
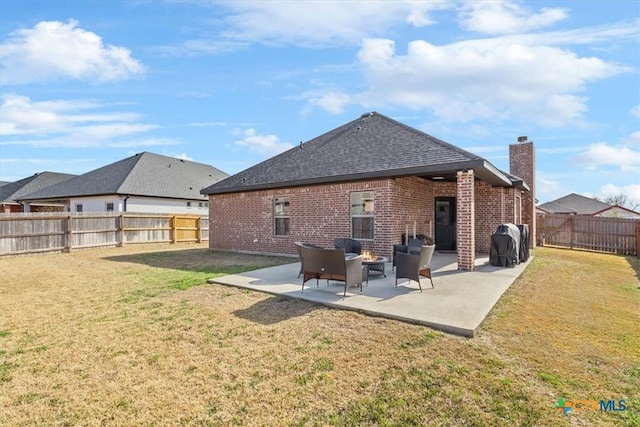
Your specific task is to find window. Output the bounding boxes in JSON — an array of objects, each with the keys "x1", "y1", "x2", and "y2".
[
  {"x1": 186, "y1": 201, "x2": 192, "y2": 209},
  {"x1": 75, "y1": 204, "x2": 83, "y2": 212},
  {"x1": 198, "y1": 202, "x2": 203, "y2": 208},
  {"x1": 515, "y1": 194, "x2": 522, "y2": 224},
  {"x1": 350, "y1": 191, "x2": 374, "y2": 240},
  {"x1": 274, "y1": 197, "x2": 290, "y2": 236},
  {"x1": 106, "y1": 202, "x2": 114, "y2": 212}
]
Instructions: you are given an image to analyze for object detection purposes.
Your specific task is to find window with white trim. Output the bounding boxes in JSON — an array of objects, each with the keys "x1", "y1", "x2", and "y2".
[
  {"x1": 106, "y1": 202, "x2": 114, "y2": 212},
  {"x1": 75, "y1": 204, "x2": 83, "y2": 212},
  {"x1": 274, "y1": 197, "x2": 290, "y2": 236},
  {"x1": 350, "y1": 191, "x2": 374, "y2": 240}
]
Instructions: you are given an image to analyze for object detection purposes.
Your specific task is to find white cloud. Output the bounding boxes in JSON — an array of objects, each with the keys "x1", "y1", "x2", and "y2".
[
  {"x1": 234, "y1": 128, "x2": 293, "y2": 157},
  {"x1": 0, "y1": 93, "x2": 171, "y2": 148},
  {"x1": 573, "y1": 142, "x2": 640, "y2": 172},
  {"x1": 216, "y1": 1, "x2": 448, "y2": 47},
  {"x1": 624, "y1": 131, "x2": 640, "y2": 147},
  {"x1": 459, "y1": 0, "x2": 568, "y2": 35},
  {"x1": 173, "y1": 153, "x2": 194, "y2": 161},
  {"x1": 536, "y1": 174, "x2": 564, "y2": 202},
  {"x1": 307, "y1": 37, "x2": 629, "y2": 127},
  {"x1": 187, "y1": 121, "x2": 227, "y2": 127},
  {"x1": 0, "y1": 20, "x2": 144, "y2": 84},
  {"x1": 305, "y1": 91, "x2": 351, "y2": 114},
  {"x1": 598, "y1": 183, "x2": 640, "y2": 204},
  {"x1": 631, "y1": 105, "x2": 640, "y2": 118}
]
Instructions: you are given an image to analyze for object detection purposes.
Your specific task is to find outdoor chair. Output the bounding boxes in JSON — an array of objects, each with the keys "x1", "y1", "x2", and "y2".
[
  {"x1": 395, "y1": 245, "x2": 436, "y2": 291},
  {"x1": 392, "y1": 238, "x2": 424, "y2": 271},
  {"x1": 298, "y1": 244, "x2": 367, "y2": 297},
  {"x1": 294, "y1": 242, "x2": 325, "y2": 278},
  {"x1": 333, "y1": 238, "x2": 362, "y2": 256}
]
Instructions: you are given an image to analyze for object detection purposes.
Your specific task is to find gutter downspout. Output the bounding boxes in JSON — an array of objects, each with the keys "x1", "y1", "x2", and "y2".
[{"x1": 123, "y1": 195, "x2": 130, "y2": 212}]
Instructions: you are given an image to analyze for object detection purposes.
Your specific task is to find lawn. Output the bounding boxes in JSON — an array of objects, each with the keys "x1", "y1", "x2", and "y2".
[{"x1": 0, "y1": 244, "x2": 638, "y2": 426}]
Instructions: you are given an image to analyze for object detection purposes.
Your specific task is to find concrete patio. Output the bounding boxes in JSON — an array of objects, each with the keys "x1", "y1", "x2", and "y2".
[{"x1": 209, "y1": 252, "x2": 532, "y2": 337}]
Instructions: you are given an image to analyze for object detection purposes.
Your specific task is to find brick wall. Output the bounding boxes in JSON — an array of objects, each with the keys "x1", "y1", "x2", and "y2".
[
  {"x1": 209, "y1": 172, "x2": 526, "y2": 263},
  {"x1": 456, "y1": 170, "x2": 475, "y2": 270},
  {"x1": 474, "y1": 183, "x2": 521, "y2": 253},
  {"x1": 509, "y1": 140, "x2": 536, "y2": 247},
  {"x1": 209, "y1": 179, "x2": 401, "y2": 257},
  {"x1": 388, "y1": 177, "x2": 432, "y2": 244}
]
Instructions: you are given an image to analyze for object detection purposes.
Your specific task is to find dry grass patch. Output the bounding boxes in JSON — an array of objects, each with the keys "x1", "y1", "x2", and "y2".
[{"x1": 1, "y1": 244, "x2": 638, "y2": 426}]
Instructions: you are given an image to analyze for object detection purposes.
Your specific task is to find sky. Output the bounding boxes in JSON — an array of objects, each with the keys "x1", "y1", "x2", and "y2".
[{"x1": 0, "y1": 0, "x2": 638, "y2": 205}]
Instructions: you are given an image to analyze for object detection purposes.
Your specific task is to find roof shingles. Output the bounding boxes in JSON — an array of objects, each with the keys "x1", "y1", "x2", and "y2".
[
  {"x1": 18, "y1": 152, "x2": 228, "y2": 202},
  {"x1": 202, "y1": 112, "x2": 511, "y2": 195},
  {"x1": 203, "y1": 112, "x2": 514, "y2": 194}
]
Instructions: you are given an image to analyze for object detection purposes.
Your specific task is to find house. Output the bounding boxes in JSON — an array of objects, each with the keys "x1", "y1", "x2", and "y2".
[
  {"x1": 18, "y1": 152, "x2": 228, "y2": 215},
  {"x1": 593, "y1": 205, "x2": 640, "y2": 219},
  {"x1": 537, "y1": 193, "x2": 640, "y2": 219},
  {"x1": 201, "y1": 112, "x2": 536, "y2": 270},
  {"x1": 1, "y1": 172, "x2": 76, "y2": 213}
]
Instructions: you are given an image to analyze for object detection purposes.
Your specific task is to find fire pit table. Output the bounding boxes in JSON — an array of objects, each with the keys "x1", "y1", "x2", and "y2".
[{"x1": 362, "y1": 256, "x2": 388, "y2": 278}]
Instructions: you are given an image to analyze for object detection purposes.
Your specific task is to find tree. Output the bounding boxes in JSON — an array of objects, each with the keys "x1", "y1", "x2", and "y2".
[{"x1": 595, "y1": 193, "x2": 640, "y2": 210}]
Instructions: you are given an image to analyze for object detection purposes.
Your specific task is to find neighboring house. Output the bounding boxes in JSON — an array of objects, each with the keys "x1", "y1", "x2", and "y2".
[
  {"x1": 19, "y1": 152, "x2": 228, "y2": 215},
  {"x1": 201, "y1": 112, "x2": 536, "y2": 270},
  {"x1": 593, "y1": 205, "x2": 640, "y2": 219},
  {"x1": 537, "y1": 193, "x2": 611, "y2": 215},
  {"x1": 537, "y1": 193, "x2": 640, "y2": 219},
  {"x1": 1, "y1": 172, "x2": 76, "y2": 213}
]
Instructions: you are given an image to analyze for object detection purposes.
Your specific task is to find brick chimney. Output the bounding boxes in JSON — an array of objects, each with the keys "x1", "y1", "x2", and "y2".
[{"x1": 509, "y1": 137, "x2": 536, "y2": 247}]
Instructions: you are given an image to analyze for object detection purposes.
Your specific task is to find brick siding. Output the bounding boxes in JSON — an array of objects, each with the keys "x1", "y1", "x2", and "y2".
[
  {"x1": 509, "y1": 141, "x2": 536, "y2": 247},
  {"x1": 209, "y1": 173, "x2": 528, "y2": 265},
  {"x1": 456, "y1": 170, "x2": 475, "y2": 270}
]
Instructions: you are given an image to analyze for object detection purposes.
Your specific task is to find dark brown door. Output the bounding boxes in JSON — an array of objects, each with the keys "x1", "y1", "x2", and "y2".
[{"x1": 435, "y1": 197, "x2": 456, "y2": 250}]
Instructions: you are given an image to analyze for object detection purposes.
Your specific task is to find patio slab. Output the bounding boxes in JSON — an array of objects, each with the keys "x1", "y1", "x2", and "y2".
[{"x1": 208, "y1": 253, "x2": 532, "y2": 337}]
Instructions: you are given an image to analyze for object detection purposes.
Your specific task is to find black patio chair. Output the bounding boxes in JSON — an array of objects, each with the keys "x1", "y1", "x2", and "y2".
[
  {"x1": 395, "y1": 245, "x2": 436, "y2": 291},
  {"x1": 294, "y1": 242, "x2": 325, "y2": 278},
  {"x1": 333, "y1": 238, "x2": 361, "y2": 256}
]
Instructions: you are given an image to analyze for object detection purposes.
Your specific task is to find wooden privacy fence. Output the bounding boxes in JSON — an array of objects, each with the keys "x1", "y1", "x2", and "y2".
[
  {"x1": 536, "y1": 213, "x2": 639, "y2": 256},
  {"x1": 0, "y1": 213, "x2": 209, "y2": 256}
]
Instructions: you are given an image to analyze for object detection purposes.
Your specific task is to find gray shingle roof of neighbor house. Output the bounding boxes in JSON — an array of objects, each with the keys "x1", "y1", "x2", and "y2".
[
  {"x1": 201, "y1": 112, "x2": 528, "y2": 195},
  {"x1": 18, "y1": 152, "x2": 229, "y2": 202},
  {"x1": 0, "y1": 172, "x2": 76, "y2": 204},
  {"x1": 537, "y1": 193, "x2": 612, "y2": 215}
]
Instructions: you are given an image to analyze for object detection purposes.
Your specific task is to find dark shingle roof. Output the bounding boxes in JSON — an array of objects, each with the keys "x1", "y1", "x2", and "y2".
[
  {"x1": 0, "y1": 172, "x2": 76, "y2": 204},
  {"x1": 537, "y1": 193, "x2": 612, "y2": 215},
  {"x1": 202, "y1": 112, "x2": 519, "y2": 195},
  {"x1": 19, "y1": 152, "x2": 228, "y2": 202}
]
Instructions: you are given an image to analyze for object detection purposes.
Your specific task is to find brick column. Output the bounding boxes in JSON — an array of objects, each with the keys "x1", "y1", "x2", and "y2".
[
  {"x1": 509, "y1": 138, "x2": 536, "y2": 247},
  {"x1": 457, "y1": 170, "x2": 475, "y2": 271}
]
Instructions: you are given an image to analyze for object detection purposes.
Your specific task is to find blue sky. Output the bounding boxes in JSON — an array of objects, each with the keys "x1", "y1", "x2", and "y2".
[{"x1": 1, "y1": 0, "x2": 638, "y2": 204}]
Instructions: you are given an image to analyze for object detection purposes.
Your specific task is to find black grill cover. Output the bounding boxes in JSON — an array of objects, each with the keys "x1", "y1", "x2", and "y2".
[
  {"x1": 517, "y1": 224, "x2": 530, "y2": 262},
  {"x1": 490, "y1": 223, "x2": 521, "y2": 267}
]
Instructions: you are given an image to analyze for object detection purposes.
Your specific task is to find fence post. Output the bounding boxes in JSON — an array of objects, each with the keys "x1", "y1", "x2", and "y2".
[
  {"x1": 118, "y1": 214, "x2": 124, "y2": 247},
  {"x1": 636, "y1": 221, "x2": 640, "y2": 256},
  {"x1": 171, "y1": 216, "x2": 176, "y2": 243},
  {"x1": 196, "y1": 216, "x2": 202, "y2": 243},
  {"x1": 66, "y1": 215, "x2": 73, "y2": 252},
  {"x1": 121, "y1": 214, "x2": 126, "y2": 246},
  {"x1": 569, "y1": 215, "x2": 574, "y2": 250}
]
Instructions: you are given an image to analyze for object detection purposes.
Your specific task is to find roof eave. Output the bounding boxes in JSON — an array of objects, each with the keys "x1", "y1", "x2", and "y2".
[{"x1": 203, "y1": 159, "x2": 520, "y2": 195}]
